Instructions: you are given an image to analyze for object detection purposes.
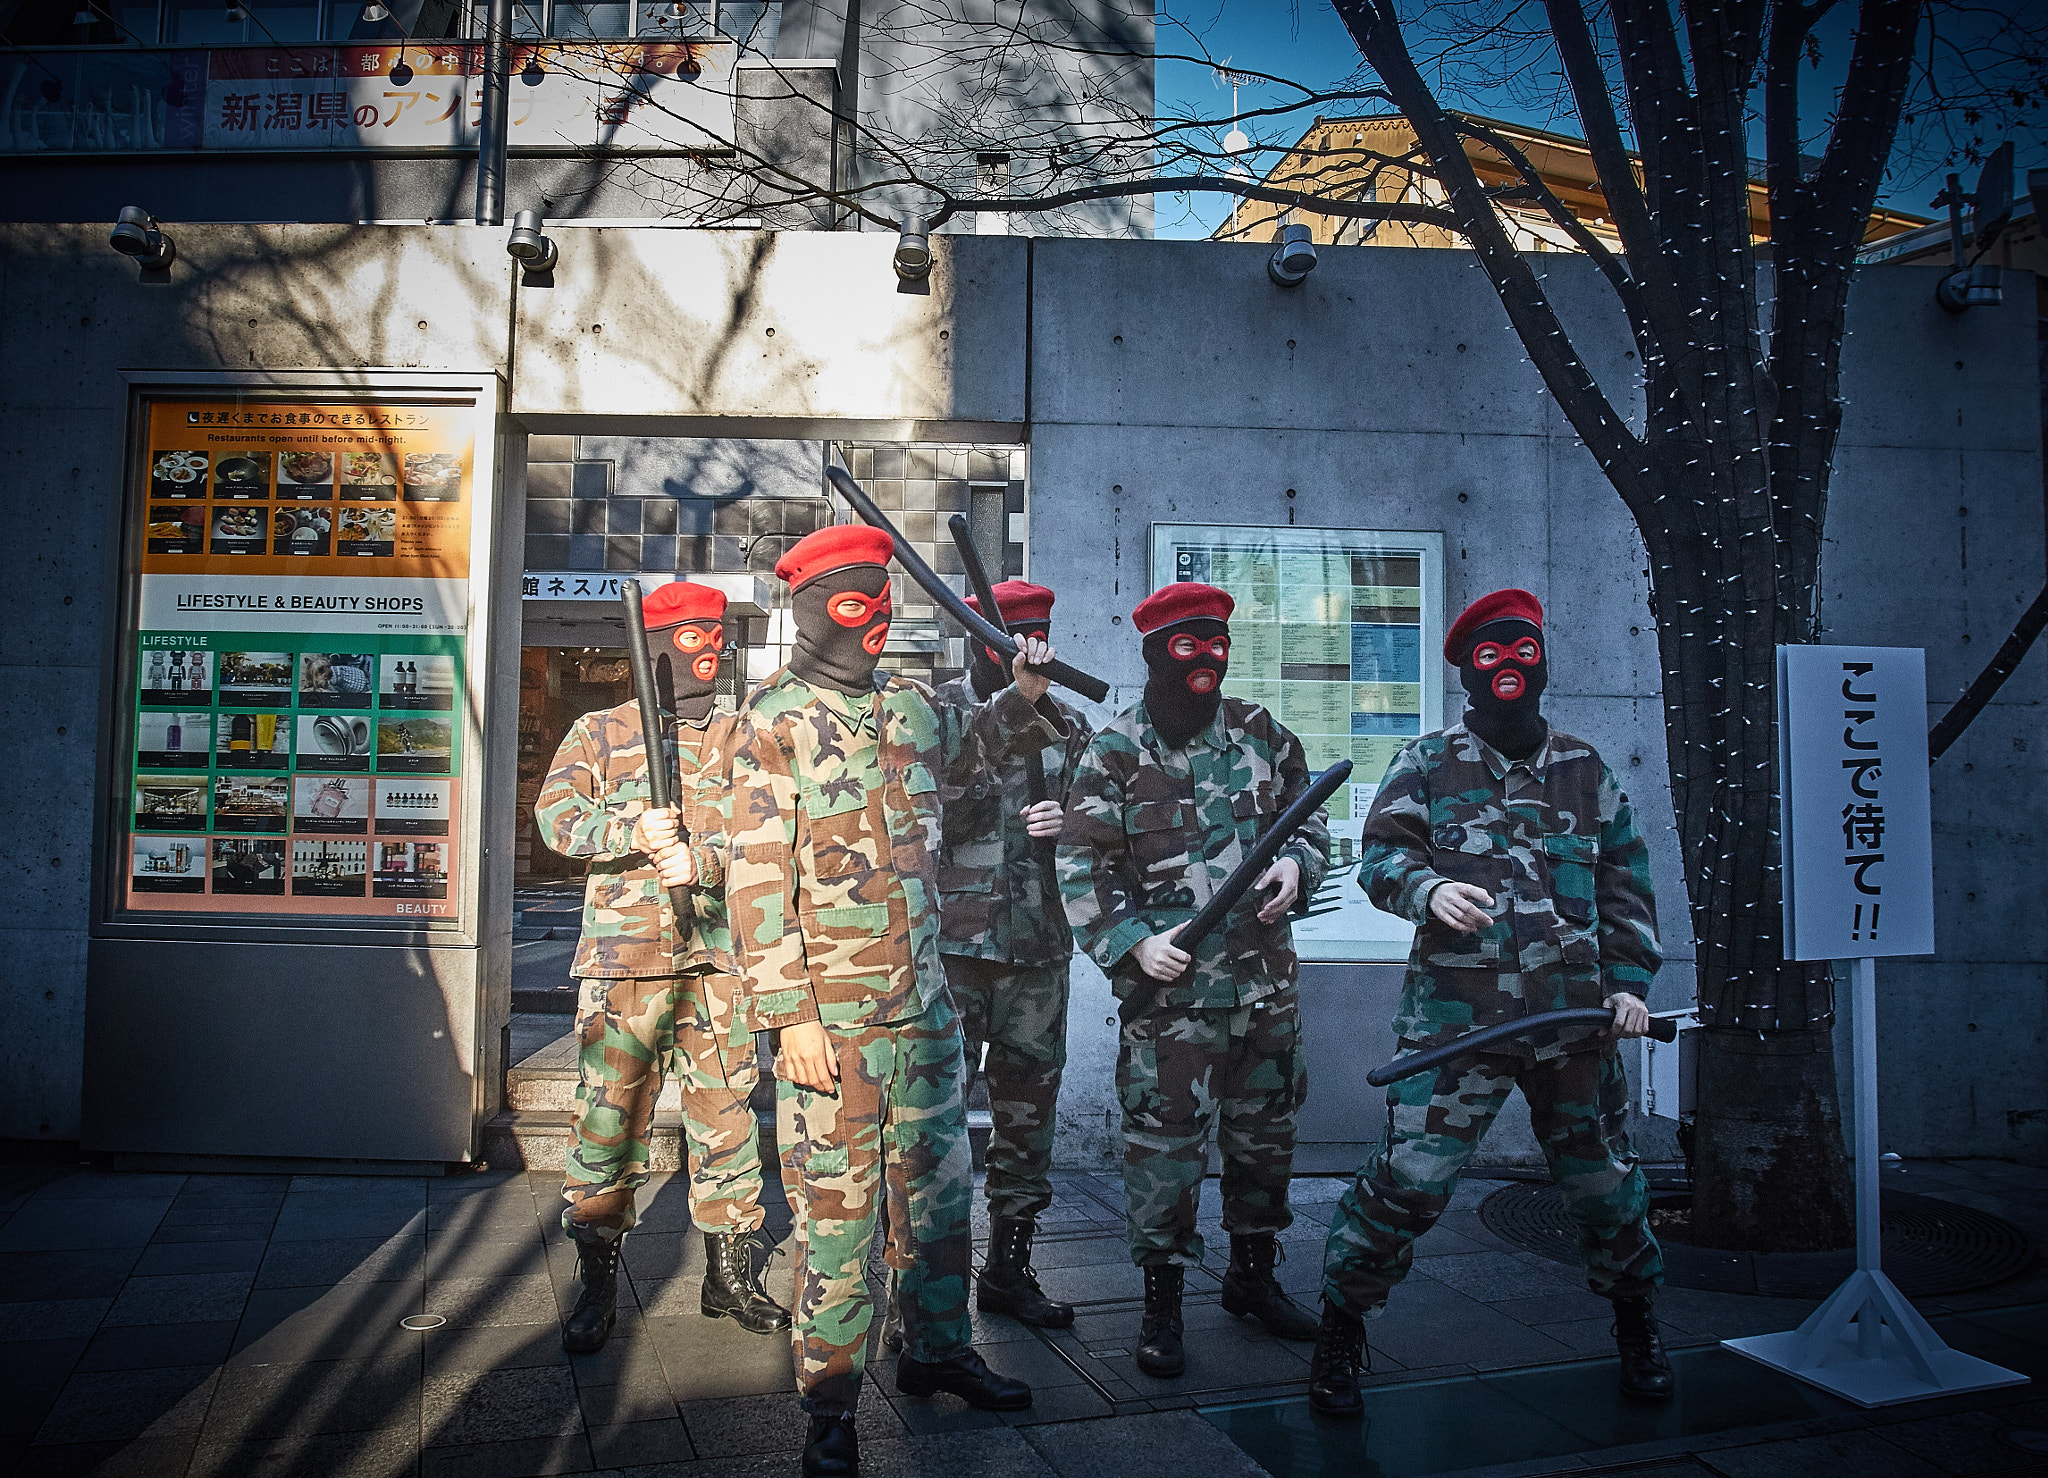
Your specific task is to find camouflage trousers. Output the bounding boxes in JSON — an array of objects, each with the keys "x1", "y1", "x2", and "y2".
[
  {"x1": 1118, "y1": 987, "x2": 1306, "y2": 1268},
  {"x1": 561, "y1": 971, "x2": 766, "y2": 1238},
  {"x1": 1321, "y1": 1046, "x2": 1663, "y2": 1316},
  {"x1": 944, "y1": 954, "x2": 1069, "y2": 1222},
  {"x1": 776, "y1": 994, "x2": 974, "y2": 1413}
]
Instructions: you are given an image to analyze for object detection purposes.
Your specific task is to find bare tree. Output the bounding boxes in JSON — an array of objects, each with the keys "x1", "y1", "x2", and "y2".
[{"x1": 570, "y1": 0, "x2": 2046, "y2": 1249}]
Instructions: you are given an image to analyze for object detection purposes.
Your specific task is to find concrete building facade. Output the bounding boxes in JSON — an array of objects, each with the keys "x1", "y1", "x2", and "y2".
[{"x1": 0, "y1": 222, "x2": 2040, "y2": 1173}]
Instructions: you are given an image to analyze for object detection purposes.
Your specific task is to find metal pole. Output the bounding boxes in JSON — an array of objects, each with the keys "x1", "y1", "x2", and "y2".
[
  {"x1": 474, "y1": 0, "x2": 511, "y2": 225},
  {"x1": 1852, "y1": 955, "x2": 1880, "y2": 1273}
]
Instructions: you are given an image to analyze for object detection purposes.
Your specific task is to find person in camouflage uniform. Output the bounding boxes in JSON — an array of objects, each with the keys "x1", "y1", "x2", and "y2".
[
  {"x1": 1057, "y1": 581, "x2": 1331, "y2": 1380},
  {"x1": 533, "y1": 580, "x2": 790, "y2": 1356},
  {"x1": 1309, "y1": 589, "x2": 1672, "y2": 1420},
  {"x1": 714, "y1": 525, "x2": 1038, "y2": 1478},
  {"x1": 932, "y1": 579, "x2": 1093, "y2": 1329}
]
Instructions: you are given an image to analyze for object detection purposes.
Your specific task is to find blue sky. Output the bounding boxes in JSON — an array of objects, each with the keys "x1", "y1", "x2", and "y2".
[{"x1": 1149, "y1": 0, "x2": 2044, "y2": 242}]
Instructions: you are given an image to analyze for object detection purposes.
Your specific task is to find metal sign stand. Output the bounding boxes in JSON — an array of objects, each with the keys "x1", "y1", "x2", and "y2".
[{"x1": 1722, "y1": 955, "x2": 2025, "y2": 1405}]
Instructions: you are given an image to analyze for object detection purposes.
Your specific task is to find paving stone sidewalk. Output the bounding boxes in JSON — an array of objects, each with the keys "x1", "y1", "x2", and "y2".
[{"x1": 0, "y1": 1153, "x2": 2039, "y2": 1478}]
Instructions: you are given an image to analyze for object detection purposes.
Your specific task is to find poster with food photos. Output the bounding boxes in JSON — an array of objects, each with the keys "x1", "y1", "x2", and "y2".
[
  {"x1": 120, "y1": 392, "x2": 479, "y2": 922},
  {"x1": 1150, "y1": 523, "x2": 1445, "y2": 963}
]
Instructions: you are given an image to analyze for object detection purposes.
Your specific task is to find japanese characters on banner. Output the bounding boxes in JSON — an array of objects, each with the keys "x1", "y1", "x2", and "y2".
[
  {"x1": 125, "y1": 398, "x2": 477, "y2": 921},
  {"x1": 199, "y1": 41, "x2": 731, "y2": 151},
  {"x1": 0, "y1": 41, "x2": 733, "y2": 155},
  {"x1": 1777, "y1": 645, "x2": 1935, "y2": 961}
]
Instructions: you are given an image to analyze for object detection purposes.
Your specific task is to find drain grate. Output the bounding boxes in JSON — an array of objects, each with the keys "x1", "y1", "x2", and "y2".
[{"x1": 1477, "y1": 1182, "x2": 2037, "y2": 1297}]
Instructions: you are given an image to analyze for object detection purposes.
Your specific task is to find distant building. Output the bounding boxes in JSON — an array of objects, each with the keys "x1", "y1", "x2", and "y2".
[{"x1": 1214, "y1": 112, "x2": 1926, "y2": 252}]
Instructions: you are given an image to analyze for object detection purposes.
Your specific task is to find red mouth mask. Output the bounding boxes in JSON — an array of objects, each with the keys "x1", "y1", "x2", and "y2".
[{"x1": 1167, "y1": 629, "x2": 1230, "y2": 695}]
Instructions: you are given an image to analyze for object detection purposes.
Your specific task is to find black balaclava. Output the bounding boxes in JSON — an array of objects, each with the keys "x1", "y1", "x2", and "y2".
[
  {"x1": 1459, "y1": 618, "x2": 1548, "y2": 761},
  {"x1": 1143, "y1": 617, "x2": 1230, "y2": 750},
  {"x1": 653, "y1": 617, "x2": 724, "y2": 723},
  {"x1": 790, "y1": 565, "x2": 892, "y2": 696}
]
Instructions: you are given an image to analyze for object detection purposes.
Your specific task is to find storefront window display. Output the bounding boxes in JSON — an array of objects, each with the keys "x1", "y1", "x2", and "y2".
[
  {"x1": 1149, "y1": 523, "x2": 1445, "y2": 962},
  {"x1": 116, "y1": 394, "x2": 480, "y2": 923}
]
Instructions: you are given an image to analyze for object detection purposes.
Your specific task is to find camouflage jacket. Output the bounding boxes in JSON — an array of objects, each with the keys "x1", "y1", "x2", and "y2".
[
  {"x1": 532, "y1": 700, "x2": 735, "y2": 979},
  {"x1": 931, "y1": 674, "x2": 1094, "y2": 967},
  {"x1": 1358, "y1": 722, "x2": 1661, "y2": 1059},
  {"x1": 1057, "y1": 696, "x2": 1331, "y2": 1011},
  {"x1": 717, "y1": 666, "x2": 1042, "y2": 1032}
]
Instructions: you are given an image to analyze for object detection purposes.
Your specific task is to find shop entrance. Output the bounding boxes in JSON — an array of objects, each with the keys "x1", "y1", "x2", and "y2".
[{"x1": 516, "y1": 645, "x2": 631, "y2": 881}]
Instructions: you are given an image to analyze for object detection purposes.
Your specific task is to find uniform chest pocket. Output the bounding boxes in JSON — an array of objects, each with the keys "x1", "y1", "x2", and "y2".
[
  {"x1": 801, "y1": 776, "x2": 876, "y2": 882},
  {"x1": 1229, "y1": 785, "x2": 1278, "y2": 823},
  {"x1": 1124, "y1": 800, "x2": 1190, "y2": 877},
  {"x1": 1543, "y1": 833, "x2": 1598, "y2": 923}
]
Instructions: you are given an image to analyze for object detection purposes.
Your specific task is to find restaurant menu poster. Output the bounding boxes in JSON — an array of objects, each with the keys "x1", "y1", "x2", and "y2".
[
  {"x1": 124, "y1": 396, "x2": 476, "y2": 920},
  {"x1": 1151, "y1": 523, "x2": 1444, "y2": 961}
]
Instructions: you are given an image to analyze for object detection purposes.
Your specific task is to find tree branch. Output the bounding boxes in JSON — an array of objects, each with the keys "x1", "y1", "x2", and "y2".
[{"x1": 924, "y1": 175, "x2": 1461, "y2": 231}]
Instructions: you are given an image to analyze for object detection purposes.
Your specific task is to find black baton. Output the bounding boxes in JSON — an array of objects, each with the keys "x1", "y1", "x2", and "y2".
[
  {"x1": 948, "y1": 513, "x2": 1061, "y2": 881},
  {"x1": 620, "y1": 580, "x2": 692, "y2": 925},
  {"x1": 825, "y1": 463, "x2": 1111, "y2": 704},
  {"x1": 1119, "y1": 760, "x2": 1351, "y2": 1024},
  {"x1": 1366, "y1": 1007, "x2": 1679, "y2": 1088}
]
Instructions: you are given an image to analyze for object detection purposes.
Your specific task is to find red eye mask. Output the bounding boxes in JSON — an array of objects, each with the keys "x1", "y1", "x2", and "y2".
[
  {"x1": 1469, "y1": 635, "x2": 1542, "y2": 701},
  {"x1": 827, "y1": 586, "x2": 893, "y2": 654},
  {"x1": 1166, "y1": 631, "x2": 1229, "y2": 694}
]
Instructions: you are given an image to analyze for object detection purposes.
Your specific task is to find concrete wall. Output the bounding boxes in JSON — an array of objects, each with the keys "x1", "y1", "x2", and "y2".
[{"x1": 1, "y1": 222, "x2": 2039, "y2": 1166}]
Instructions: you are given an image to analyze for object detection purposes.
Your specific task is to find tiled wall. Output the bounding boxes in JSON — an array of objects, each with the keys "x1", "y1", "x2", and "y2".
[{"x1": 519, "y1": 436, "x2": 1028, "y2": 687}]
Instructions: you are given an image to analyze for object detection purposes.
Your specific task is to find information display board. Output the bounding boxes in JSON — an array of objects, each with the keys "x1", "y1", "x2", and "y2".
[
  {"x1": 1150, "y1": 524, "x2": 1444, "y2": 960},
  {"x1": 119, "y1": 395, "x2": 478, "y2": 923}
]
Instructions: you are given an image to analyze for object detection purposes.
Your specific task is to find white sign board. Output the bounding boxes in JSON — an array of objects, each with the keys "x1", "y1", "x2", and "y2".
[{"x1": 1778, "y1": 645, "x2": 1934, "y2": 961}]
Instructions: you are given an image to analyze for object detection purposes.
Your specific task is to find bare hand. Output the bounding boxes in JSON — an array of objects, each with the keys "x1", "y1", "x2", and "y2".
[
  {"x1": 1013, "y1": 635, "x2": 1055, "y2": 706},
  {"x1": 778, "y1": 1021, "x2": 839, "y2": 1092},
  {"x1": 1022, "y1": 800, "x2": 1064, "y2": 838},
  {"x1": 1131, "y1": 926, "x2": 1191, "y2": 982},
  {"x1": 1254, "y1": 856, "x2": 1302, "y2": 923},
  {"x1": 632, "y1": 807, "x2": 696, "y2": 888},
  {"x1": 1602, "y1": 993, "x2": 1651, "y2": 1039},
  {"x1": 1428, "y1": 880, "x2": 1495, "y2": 932}
]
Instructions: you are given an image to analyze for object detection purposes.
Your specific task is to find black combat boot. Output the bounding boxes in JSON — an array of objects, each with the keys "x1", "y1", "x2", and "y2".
[
  {"x1": 700, "y1": 1230, "x2": 792, "y2": 1335},
  {"x1": 896, "y1": 1347, "x2": 1032, "y2": 1410},
  {"x1": 801, "y1": 1406, "x2": 859, "y2": 1477},
  {"x1": 1307, "y1": 1301, "x2": 1367, "y2": 1420},
  {"x1": 978, "y1": 1216, "x2": 1075, "y2": 1328},
  {"x1": 1136, "y1": 1262, "x2": 1185, "y2": 1377},
  {"x1": 1611, "y1": 1294, "x2": 1675, "y2": 1401},
  {"x1": 1219, "y1": 1232, "x2": 1321, "y2": 1341},
  {"x1": 562, "y1": 1229, "x2": 621, "y2": 1354}
]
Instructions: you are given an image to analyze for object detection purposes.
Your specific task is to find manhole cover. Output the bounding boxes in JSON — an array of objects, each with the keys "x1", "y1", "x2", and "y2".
[
  {"x1": 1477, "y1": 1182, "x2": 2035, "y2": 1297},
  {"x1": 399, "y1": 1314, "x2": 448, "y2": 1331}
]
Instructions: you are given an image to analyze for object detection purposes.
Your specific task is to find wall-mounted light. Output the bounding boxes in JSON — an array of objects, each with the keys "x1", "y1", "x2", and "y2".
[
  {"x1": 893, "y1": 217, "x2": 931, "y2": 282},
  {"x1": 520, "y1": 52, "x2": 545, "y2": 85},
  {"x1": 389, "y1": 49, "x2": 414, "y2": 84},
  {"x1": 358, "y1": 0, "x2": 390, "y2": 19},
  {"x1": 507, "y1": 209, "x2": 558, "y2": 275},
  {"x1": 224, "y1": 0, "x2": 244, "y2": 21},
  {"x1": 1268, "y1": 222, "x2": 1317, "y2": 287},
  {"x1": 109, "y1": 206, "x2": 175, "y2": 271}
]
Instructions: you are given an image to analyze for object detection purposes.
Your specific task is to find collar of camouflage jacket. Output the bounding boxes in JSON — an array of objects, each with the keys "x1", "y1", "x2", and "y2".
[
  {"x1": 1135, "y1": 694, "x2": 1228, "y2": 758},
  {"x1": 1453, "y1": 720, "x2": 1561, "y2": 782}
]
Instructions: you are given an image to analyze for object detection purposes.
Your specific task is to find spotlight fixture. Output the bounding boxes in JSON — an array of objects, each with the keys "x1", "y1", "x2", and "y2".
[
  {"x1": 506, "y1": 209, "x2": 558, "y2": 275},
  {"x1": 358, "y1": 0, "x2": 389, "y2": 18},
  {"x1": 72, "y1": 5, "x2": 96, "y2": 24},
  {"x1": 224, "y1": 0, "x2": 243, "y2": 20},
  {"x1": 520, "y1": 52, "x2": 544, "y2": 84},
  {"x1": 109, "y1": 205, "x2": 175, "y2": 271},
  {"x1": 389, "y1": 51, "x2": 413, "y2": 85},
  {"x1": 892, "y1": 217, "x2": 931, "y2": 282},
  {"x1": 1935, "y1": 263, "x2": 2003, "y2": 314},
  {"x1": 1267, "y1": 221, "x2": 1317, "y2": 287}
]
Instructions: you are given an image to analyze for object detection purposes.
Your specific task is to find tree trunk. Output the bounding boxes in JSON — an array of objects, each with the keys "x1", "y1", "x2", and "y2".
[{"x1": 1692, "y1": 1028, "x2": 1854, "y2": 1252}]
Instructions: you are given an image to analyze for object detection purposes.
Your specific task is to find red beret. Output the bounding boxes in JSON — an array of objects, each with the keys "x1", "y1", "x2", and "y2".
[
  {"x1": 1133, "y1": 581, "x2": 1234, "y2": 634},
  {"x1": 774, "y1": 524, "x2": 894, "y2": 590},
  {"x1": 1445, "y1": 588, "x2": 1544, "y2": 662},
  {"x1": 964, "y1": 580, "x2": 1054, "y2": 626},
  {"x1": 640, "y1": 580, "x2": 727, "y2": 629}
]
